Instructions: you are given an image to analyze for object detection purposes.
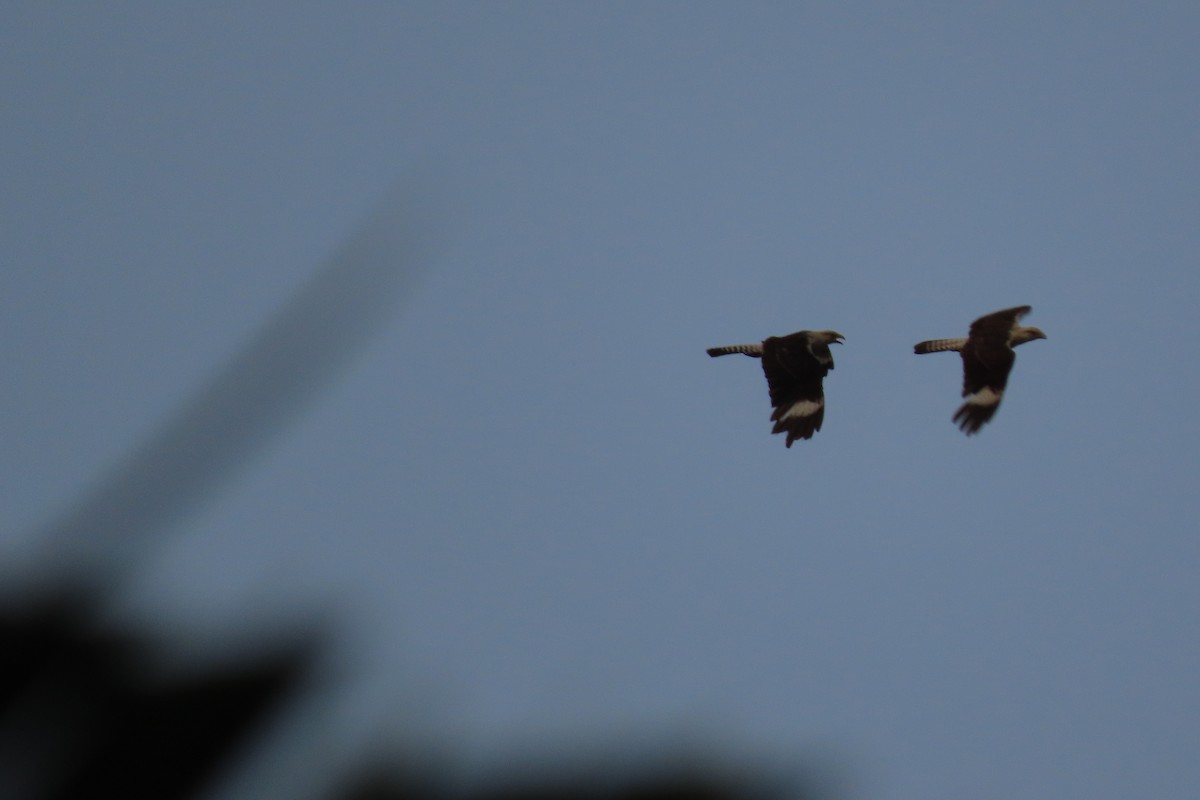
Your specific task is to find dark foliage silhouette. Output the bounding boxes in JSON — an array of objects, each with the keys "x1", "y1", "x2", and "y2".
[{"x1": 3, "y1": 188, "x2": 834, "y2": 800}]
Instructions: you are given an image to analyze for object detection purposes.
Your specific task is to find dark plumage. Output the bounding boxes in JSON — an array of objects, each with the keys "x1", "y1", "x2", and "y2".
[
  {"x1": 914, "y1": 306, "x2": 1046, "y2": 435},
  {"x1": 707, "y1": 330, "x2": 844, "y2": 447}
]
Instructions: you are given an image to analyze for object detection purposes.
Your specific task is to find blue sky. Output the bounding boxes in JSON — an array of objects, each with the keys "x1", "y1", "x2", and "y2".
[{"x1": 3, "y1": 3, "x2": 1199, "y2": 798}]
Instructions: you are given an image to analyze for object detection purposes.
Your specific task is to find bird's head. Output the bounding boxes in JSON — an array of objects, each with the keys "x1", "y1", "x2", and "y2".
[{"x1": 1014, "y1": 326, "x2": 1047, "y2": 345}]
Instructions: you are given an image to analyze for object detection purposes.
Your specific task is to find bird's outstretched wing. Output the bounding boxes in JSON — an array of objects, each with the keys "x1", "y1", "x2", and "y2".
[
  {"x1": 953, "y1": 306, "x2": 1029, "y2": 434},
  {"x1": 761, "y1": 332, "x2": 832, "y2": 446}
]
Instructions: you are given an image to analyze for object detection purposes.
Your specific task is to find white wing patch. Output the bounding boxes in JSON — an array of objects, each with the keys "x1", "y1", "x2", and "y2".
[
  {"x1": 964, "y1": 387, "x2": 1002, "y2": 406},
  {"x1": 779, "y1": 399, "x2": 823, "y2": 420}
]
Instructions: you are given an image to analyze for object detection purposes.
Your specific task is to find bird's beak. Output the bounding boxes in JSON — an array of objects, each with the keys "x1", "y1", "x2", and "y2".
[{"x1": 834, "y1": 334, "x2": 846, "y2": 344}]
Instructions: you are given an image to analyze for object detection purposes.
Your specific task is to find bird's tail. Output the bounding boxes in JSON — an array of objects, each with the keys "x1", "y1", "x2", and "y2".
[
  {"x1": 706, "y1": 343, "x2": 764, "y2": 358},
  {"x1": 913, "y1": 337, "x2": 968, "y2": 355}
]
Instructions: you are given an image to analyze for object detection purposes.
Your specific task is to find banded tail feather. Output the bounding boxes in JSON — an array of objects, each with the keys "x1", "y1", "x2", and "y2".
[
  {"x1": 706, "y1": 343, "x2": 764, "y2": 358},
  {"x1": 913, "y1": 337, "x2": 968, "y2": 354}
]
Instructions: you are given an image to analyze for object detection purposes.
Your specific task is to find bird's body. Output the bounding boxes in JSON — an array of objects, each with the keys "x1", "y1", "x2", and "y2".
[
  {"x1": 707, "y1": 330, "x2": 844, "y2": 447},
  {"x1": 914, "y1": 306, "x2": 1046, "y2": 434}
]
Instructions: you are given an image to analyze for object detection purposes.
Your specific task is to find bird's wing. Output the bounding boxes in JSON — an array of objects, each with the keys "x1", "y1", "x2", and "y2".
[
  {"x1": 760, "y1": 332, "x2": 830, "y2": 446},
  {"x1": 953, "y1": 308, "x2": 1028, "y2": 434},
  {"x1": 967, "y1": 305, "x2": 1031, "y2": 340}
]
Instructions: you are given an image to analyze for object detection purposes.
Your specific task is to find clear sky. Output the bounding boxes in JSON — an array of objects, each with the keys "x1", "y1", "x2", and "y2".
[{"x1": 4, "y1": 3, "x2": 1199, "y2": 798}]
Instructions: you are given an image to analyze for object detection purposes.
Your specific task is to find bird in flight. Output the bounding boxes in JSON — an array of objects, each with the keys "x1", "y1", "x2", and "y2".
[
  {"x1": 707, "y1": 330, "x2": 844, "y2": 447},
  {"x1": 914, "y1": 305, "x2": 1046, "y2": 435}
]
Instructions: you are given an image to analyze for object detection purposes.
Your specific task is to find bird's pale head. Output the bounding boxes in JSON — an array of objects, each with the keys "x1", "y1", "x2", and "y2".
[{"x1": 1014, "y1": 326, "x2": 1047, "y2": 345}]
